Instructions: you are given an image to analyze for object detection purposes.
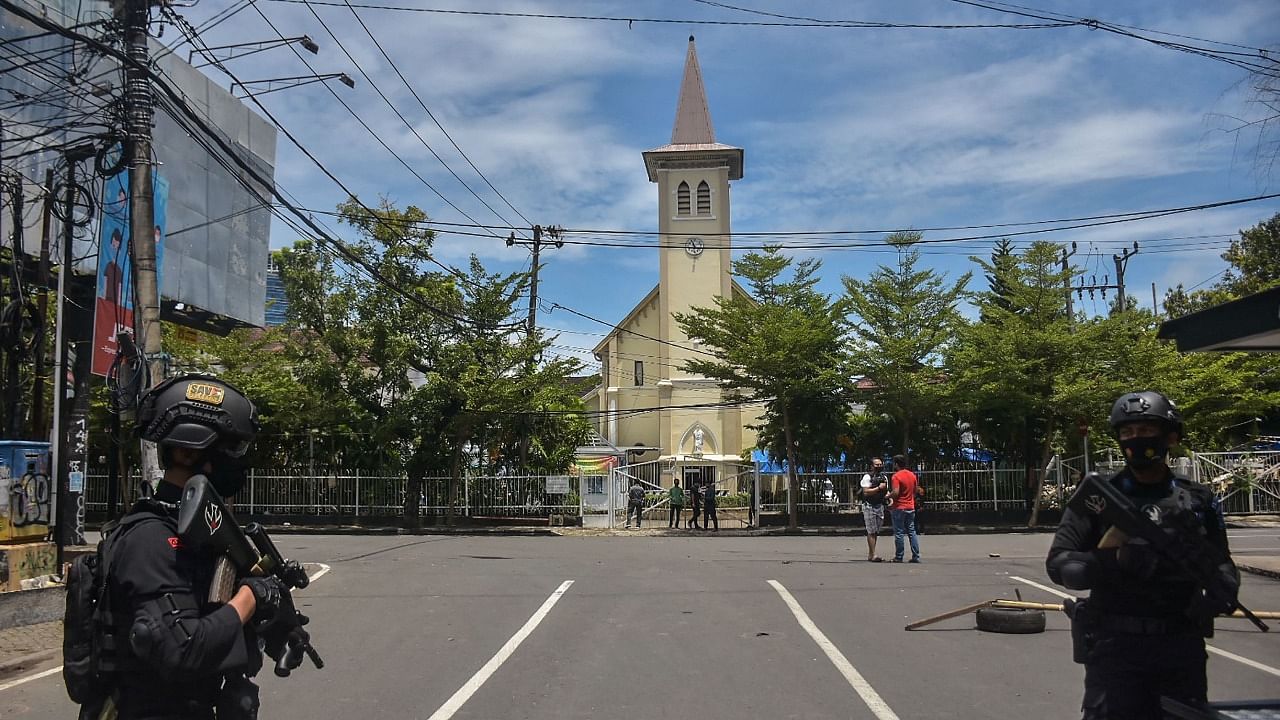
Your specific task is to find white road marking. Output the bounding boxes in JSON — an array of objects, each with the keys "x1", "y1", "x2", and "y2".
[
  {"x1": 426, "y1": 580, "x2": 575, "y2": 720},
  {"x1": 1206, "y1": 646, "x2": 1280, "y2": 678},
  {"x1": 0, "y1": 563, "x2": 335, "y2": 695},
  {"x1": 0, "y1": 666, "x2": 61, "y2": 693},
  {"x1": 306, "y1": 562, "x2": 331, "y2": 584},
  {"x1": 1009, "y1": 576, "x2": 1280, "y2": 679},
  {"x1": 768, "y1": 579, "x2": 900, "y2": 720}
]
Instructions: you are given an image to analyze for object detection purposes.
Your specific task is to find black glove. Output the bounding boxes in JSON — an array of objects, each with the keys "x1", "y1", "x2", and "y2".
[
  {"x1": 1115, "y1": 538, "x2": 1161, "y2": 580},
  {"x1": 241, "y1": 576, "x2": 288, "y2": 628}
]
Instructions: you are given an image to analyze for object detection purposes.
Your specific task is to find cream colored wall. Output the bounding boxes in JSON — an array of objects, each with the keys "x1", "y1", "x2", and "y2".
[
  {"x1": 602, "y1": 293, "x2": 663, "y2": 450},
  {"x1": 657, "y1": 166, "x2": 731, "y2": 378}
]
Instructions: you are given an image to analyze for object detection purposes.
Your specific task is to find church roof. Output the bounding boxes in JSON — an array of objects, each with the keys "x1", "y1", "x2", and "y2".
[
  {"x1": 672, "y1": 35, "x2": 715, "y2": 146},
  {"x1": 643, "y1": 36, "x2": 743, "y2": 181}
]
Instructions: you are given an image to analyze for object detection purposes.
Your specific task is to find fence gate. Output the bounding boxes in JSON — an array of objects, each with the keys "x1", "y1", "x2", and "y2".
[{"x1": 609, "y1": 460, "x2": 666, "y2": 529}]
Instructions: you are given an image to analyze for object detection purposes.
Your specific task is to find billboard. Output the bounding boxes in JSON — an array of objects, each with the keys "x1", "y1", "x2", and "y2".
[{"x1": 91, "y1": 171, "x2": 168, "y2": 377}]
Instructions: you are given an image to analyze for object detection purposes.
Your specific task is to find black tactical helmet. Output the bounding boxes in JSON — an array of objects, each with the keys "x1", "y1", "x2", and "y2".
[
  {"x1": 136, "y1": 374, "x2": 259, "y2": 458},
  {"x1": 1108, "y1": 391, "x2": 1184, "y2": 439}
]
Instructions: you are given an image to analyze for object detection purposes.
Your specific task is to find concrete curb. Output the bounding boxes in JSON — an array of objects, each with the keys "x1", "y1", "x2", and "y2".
[
  {"x1": 0, "y1": 587, "x2": 65, "y2": 631},
  {"x1": 0, "y1": 649, "x2": 58, "y2": 679}
]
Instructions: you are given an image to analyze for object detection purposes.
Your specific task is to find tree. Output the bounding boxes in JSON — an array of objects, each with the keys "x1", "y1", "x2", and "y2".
[
  {"x1": 949, "y1": 241, "x2": 1075, "y2": 498},
  {"x1": 1165, "y1": 212, "x2": 1280, "y2": 316},
  {"x1": 842, "y1": 231, "x2": 971, "y2": 456},
  {"x1": 273, "y1": 198, "x2": 589, "y2": 526},
  {"x1": 674, "y1": 247, "x2": 852, "y2": 529}
]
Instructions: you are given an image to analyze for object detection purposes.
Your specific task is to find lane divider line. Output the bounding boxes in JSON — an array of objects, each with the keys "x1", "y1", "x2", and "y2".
[
  {"x1": 768, "y1": 580, "x2": 901, "y2": 720},
  {"x1": 0, "y1": 666, "x2": 61, "y2": 693},
  {"x1": 1009, "y1": 576, "x2": 1280, "y2": 679},
  {"x1": 0, "y1": 562, "x2": 336, "y2": 695},
  {"x1": 426, "y1": 580, "x2": 575, "y2": 720}
]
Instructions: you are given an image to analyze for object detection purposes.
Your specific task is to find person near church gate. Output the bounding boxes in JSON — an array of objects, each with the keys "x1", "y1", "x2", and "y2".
[
  {"x1": 688, "y1": 481, "x2": 702, "y2": 529},
  {"x1": 65, "y1": 375, "x2": 292, "y2": 720},
  {"x1": 889, "y1": 454, "x2": 922, "y2": 563},
  {"x1": 1046, "y1": 391, "x2": 1240, "y2": 720},
  {"x1": 702, "y1": 481, "x2": 719, "y2": 531},
  {"x1": 626, "y1": 479, "x2": 646, "y2": 529},
  {"x1": 668, "y1": 482, "x2": 685, "y2": 528},
  {"x1": 858, "y1": 457, "x2": 890, "y2": 562}
]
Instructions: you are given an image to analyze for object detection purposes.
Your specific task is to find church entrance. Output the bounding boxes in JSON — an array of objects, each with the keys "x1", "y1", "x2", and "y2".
[{"x1": 682, "y1": 465, "x2": 717, "y2": 489}]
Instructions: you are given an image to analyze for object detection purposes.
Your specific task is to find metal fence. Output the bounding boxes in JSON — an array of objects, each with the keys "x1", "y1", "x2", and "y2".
[
  {"x1": 83, "y1": 469, "x2": 582, "y2": 519},
  {"x1": 82, "y1": 452, "x2": 1280, "y2": 522},
  {"x1": 760, "y1": 467, "x2": 1039, "y2": 514}
]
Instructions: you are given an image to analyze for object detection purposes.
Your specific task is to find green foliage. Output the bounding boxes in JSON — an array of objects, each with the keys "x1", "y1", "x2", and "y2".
[
  {"x1": 842, "y1": 231, "x2": 971, "y2": 455},
  {"x1": 674, "y1": 246, "x2": 852, "y2": 527},
  {"x1": 1165, "y1": 212, "x2": 1280, "y2": 316}
]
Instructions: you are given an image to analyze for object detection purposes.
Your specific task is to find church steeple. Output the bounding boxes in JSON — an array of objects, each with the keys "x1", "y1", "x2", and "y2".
[
  {"x1": 642, "y1": 37, "x2": 743, "y2": 182},
  {"x1": 671, "y1": 35, "x2": 715, "y2": 145}
]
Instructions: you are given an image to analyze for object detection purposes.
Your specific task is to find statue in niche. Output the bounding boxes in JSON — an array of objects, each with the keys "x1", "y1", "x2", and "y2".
[{"x1": 692, "y1": 427, "x2": 705, "y2": 455}]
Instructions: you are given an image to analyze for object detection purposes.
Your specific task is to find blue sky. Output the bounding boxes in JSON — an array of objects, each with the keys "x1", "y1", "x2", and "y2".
[{"x1": 172, "y1": 0, "x2": 1280, "y2": 371}]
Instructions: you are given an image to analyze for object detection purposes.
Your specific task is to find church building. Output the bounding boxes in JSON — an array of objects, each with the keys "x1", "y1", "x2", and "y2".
[{"x1": 582, "y1": 37, "x2": 762, "y2": 490}]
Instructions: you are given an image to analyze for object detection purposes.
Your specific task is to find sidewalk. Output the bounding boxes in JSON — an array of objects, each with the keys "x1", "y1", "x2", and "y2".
[{"x1": 0, "y1": 621, "x2": 61, "y2": 680}]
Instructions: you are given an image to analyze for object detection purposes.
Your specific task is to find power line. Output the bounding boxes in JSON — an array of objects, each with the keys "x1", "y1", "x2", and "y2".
[
  {"x1": 264, "y1": 0, "x2": 1073, "y2": 29},
  {"x1": 297, "y1": 1, "x2": 531, "y2": 237},
  {"x1": 164, "y1": 6, "x2": 510, "y2": 301},
  {"x1": 340, "y1": 0, "x2": 534, "y2": 228}
]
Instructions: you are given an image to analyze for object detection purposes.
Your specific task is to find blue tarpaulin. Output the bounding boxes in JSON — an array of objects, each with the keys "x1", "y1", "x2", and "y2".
[{"x1": 751, "y1": 446, "x2": 994, "y2": 472}]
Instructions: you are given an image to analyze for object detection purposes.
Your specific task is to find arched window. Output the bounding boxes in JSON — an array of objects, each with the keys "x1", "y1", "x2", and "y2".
[
  {"x1": 696, "y1": 181, "x2": 711, "y2": 215},
  {"x1": 676, "y1": 181, "x2": 691, "y2": 215}
]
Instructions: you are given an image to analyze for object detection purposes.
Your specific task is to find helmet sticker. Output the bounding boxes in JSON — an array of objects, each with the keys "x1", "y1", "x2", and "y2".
[{"x1": 186, "y1": 383, "x2": 226, "y2": 405}]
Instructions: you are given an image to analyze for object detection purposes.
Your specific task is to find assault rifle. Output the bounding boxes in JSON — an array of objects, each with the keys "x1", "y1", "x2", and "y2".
[
  {"x1": 1067, "y1": 472, "x2": 1268, "y2": 632},
  {"x1": 178, "y1": 476, "x2": 325, "y2": 675}
]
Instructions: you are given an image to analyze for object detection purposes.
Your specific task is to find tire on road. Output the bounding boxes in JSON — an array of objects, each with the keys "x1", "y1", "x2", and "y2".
[{"x1": 975, "y1": 607, "x2": 1047, "y2": 634}]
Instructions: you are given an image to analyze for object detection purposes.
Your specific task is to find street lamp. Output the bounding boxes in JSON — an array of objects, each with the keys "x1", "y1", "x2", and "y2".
[
  {"x1": 190, "y1": 36, "x2": 320, "y2": 68},
  {"x1": 230, "y1": 73, "x2": 356, "y2": 99}
]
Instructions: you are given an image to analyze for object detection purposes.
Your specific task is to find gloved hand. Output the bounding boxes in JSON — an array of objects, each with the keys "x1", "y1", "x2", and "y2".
[
  {"x1": 1115, "y1": 538, "x2": 1160, "y2": 580},
  {"x1": 241, "y1": 576, "x2": 288, "y2": 628}
]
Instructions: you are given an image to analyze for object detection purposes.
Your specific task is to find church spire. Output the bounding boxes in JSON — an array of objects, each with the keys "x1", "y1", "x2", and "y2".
[{"x1": 670, "y1": 35, "x2": 715, "y2": 145}]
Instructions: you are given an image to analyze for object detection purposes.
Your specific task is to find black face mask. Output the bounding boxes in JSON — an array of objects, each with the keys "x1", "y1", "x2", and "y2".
[
  {"x1": 208, "y1": 454, "x2": 249, "y2": 498},
  {"x1": 1120, "y1": 435, "x2": 1169, "y2": 469}
]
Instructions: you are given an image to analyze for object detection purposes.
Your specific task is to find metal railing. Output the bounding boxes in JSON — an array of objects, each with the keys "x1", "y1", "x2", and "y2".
[
  {"x1": 83, "y1": 469, "x2": 582, "y2": 519},
  {"x1": 81, "y1": 452, "x2": 1280, "y2": 522}
]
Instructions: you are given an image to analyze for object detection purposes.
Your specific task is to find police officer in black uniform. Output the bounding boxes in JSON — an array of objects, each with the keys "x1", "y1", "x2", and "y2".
[
  {"x1": 105, "y1": 374, "x2": 289, "y2": 720},
  {"x1": 1046, "y1": 391, "x2": 1241, "y2": 720}
]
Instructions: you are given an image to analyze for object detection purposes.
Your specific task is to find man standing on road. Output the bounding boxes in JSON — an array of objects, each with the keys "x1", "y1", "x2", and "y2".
[
  {"x1": 859, "y1": 457, "x2": 890, "y2": 562},
  {"x1": 1046, "y1": 391, "x2": 1240, "y2": 720},
  {"x1": 702, "y1": 482, "x2": 719, "y2": 531},
  {"x1": 626, "y1": 479, "x2": 646, "y2": 529},
  {"x1": 668, "y1": 482, "x2": 685, "y2": 528},
  {"x1": 889, "y1": 454, "x2": 921, "y2": 563}
]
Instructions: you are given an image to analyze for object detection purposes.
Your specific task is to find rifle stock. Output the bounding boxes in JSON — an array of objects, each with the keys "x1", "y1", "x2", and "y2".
[
  {"x1": 177, "y1": 476, "x2": 325, "y2": 671},
  {"x1": 1067, "y1": 473, "x2": 1268, "y2": 632}
]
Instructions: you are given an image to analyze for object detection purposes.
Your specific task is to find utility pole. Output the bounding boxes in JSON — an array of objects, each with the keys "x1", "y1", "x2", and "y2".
[
  {"x1": 5, "y1": 172, "x2": 24, "y2": 438},
  {"x1": 31, "y1": 168, "x2": 53, "y2": 437},
  {"x1": 1113, "y1": 242, "x2": 1139, "y2": 313},
  {"x1": 1074, "y1": 241, "x2": 1140, "y2": 317},
  {"x1": 52, "y1": 143, "x2": 96, "y2": 566},
  {"x1": 507, "y1": 224, "x2": 564, "y2": 342},
  {"x1": 123, "y1": 0, "x2": 164, "y2": 485},
  {"x1": 506, "y1": 225, "x2": 562, "y2": 471},
  {"x1": 1061, "y1": 241, "x2": 1077, "y2": 323}
]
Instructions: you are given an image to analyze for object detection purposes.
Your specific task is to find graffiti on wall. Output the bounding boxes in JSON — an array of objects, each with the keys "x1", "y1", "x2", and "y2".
[{"x1": 9, "y1": 471, "x2": 51, "y2": 527}]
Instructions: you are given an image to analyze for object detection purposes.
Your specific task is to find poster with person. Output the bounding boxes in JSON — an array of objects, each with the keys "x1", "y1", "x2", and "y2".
[{"x1": 91, "y1": 171, "x2": 168, "y2": 376}]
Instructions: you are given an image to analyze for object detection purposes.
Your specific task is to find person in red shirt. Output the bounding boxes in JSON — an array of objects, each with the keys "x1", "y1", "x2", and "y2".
[{"x1": 889, "y1": 454, "x2": 921, "y2": 563}]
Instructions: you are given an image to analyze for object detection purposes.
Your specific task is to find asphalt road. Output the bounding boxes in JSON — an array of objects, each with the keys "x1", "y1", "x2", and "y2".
[{"x1": 3, "y1": 530, "x2": 1279, "y2": 719}]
